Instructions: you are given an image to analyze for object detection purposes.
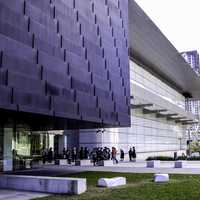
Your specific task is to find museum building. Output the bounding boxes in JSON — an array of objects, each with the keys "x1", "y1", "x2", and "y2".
[{"x1": 0, "y1": 0, "x2": 200, "y2": 171}]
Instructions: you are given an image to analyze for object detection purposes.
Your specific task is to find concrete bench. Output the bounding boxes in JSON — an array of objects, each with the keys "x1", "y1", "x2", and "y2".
[
  {"x1": 146, "y1": 160, "x2": 160, "y2": 168},
  {"x1": 55, "y1": 159, "x2": 69, "y2": 166},
  {"x1": 0, "y1": 175, "x2": 87, "y2": 195},
  {"x1": 25, "y1": 159, "x2": 32, "y2": 169},
  {"x1": 31, "y1": 160, "x2": 43, "y2": 169},
  {"x1": 174, "y1": 160, "x2": 187, "y2": 168},
  {"x1": 154, "y1": 174, "x2": 169, "y2": 183},
  {"x1": 98, "y1": 160, "x2": 114, "y2": 166},
  {"x1": 75, "y1": 160, "x2": 92, "y2": 166},
  {"x1": 98, "y1": 177, "x2": 126, "y2": 187}
]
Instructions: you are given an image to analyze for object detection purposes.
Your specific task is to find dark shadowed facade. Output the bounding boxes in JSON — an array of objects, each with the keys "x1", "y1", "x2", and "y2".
[{"x1": 0, "y1": 0, "x2": 130, "y2": 130}]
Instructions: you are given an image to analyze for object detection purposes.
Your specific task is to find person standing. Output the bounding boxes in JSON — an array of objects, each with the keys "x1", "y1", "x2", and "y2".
[
  {"x1": 72, "y1": 147, "x2": 77, "y2": 162},
  {"x1": 132, "y1": 147, "x2": 136, "y2": 162},
  {"x1": 42, "y1": 148, "x2": 47, "y2": 164},
  {"x1": 129, "y1": 148, "x2": 133, "y2": 161},
  {"x1": 48, "y1": 147, "x2": 53, "y2": 163},
  {"x1": 120, "y1": 149, "x2": 125, "y2": 161},
  {"x1": 111, "y1": 147, "x2": 118, "y2": 164},
  {"x1": 84, "y1": 147, "x2": 89, "y2": 159},
  {"x1": 66, "y1": 148, "x2": 72, "y2": 164},
  {"x1": 79, "y1": 147, "x2": 84, "y2": 160},
  {"x1": 63, "y1": 147, "x2": 66, "y2": 159}
]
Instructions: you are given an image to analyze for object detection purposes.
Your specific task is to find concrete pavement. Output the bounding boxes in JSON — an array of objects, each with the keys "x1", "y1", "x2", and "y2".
[
  {"x1": 7, "y1": 160, "x2": 200, "y2": 176},
  {"x1": 0, "y1": 189, "x2": 49, "y2": 200}
]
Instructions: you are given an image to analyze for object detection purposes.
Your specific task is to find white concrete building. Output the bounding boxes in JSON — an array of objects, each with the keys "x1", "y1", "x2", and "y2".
[{"x1": 77, "y1": 60, "x2": 195, "y2": 159}]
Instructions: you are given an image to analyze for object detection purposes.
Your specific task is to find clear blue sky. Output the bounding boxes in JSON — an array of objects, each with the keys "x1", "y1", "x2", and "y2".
[{"x1": 135, "y1": 0, "x2": 200, "y2": 53}]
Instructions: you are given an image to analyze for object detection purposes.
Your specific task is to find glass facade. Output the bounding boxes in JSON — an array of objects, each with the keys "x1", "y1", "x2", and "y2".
[
  {"x1": 0, "y1": 125, "x2": 57, "y2": 172},
  {"x1": 13, "y1": 130, "x2": 54, "y2": 158},
  {"x1": 12, "y1": 130, "x2": 55, "y2": 170}
]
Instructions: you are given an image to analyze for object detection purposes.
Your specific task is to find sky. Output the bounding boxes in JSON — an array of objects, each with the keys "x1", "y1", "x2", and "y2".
[{"x1": 134, "y1": 0, "x2": 200, "y2": 53}]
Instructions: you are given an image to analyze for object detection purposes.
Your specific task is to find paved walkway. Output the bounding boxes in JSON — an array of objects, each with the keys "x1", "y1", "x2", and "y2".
[
  {"x1": 0, "y1": 189, "x2": 49, "y2": 200},
  {"x1": 6, "y1": 160, "x2": 200, "y2": 176}
]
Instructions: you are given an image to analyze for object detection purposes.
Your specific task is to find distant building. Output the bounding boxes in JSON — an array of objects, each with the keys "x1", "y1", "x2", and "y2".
[
  {"x1": 182, "y1": 51, "x2": 200, "y2": 123},
  {"x1": 185, "y1": 99, "x2": 200, "y2": 119},
  {"x1": 181, "y1": 50, "x2": 200, "y2": 75}
]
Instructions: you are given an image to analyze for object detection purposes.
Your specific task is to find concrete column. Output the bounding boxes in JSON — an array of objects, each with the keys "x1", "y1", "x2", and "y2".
[{"x1": 3, "y1": 128, "x2": 13, "y2": 171}]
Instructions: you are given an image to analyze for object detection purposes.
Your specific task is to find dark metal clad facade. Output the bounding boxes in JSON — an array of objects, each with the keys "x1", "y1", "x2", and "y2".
[{"x1": 0, "y1": 0, "x2": 130, "y2": 129}]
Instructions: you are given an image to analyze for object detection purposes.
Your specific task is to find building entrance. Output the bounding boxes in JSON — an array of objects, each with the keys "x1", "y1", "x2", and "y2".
[
  {"x1": 12, "y1": 130, "x2": 55, "y2": 171},
  {"x1": 0, "y1": 124, "x2": 70, "y2": 172}
]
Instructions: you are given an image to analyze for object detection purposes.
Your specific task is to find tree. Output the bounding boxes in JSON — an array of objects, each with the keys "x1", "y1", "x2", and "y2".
[{"x1": 190, "y1": 141, "x2": 200, "y2": 155}]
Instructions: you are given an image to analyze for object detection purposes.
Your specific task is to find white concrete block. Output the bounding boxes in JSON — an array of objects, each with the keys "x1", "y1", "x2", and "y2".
[
  {"x1": 31, "y1": 160, "x2": 43, "y2": 169},
  {"x1": 154, "y1": 174, "x2": 169, "y2": 183},
  {"x1": 75, "y1": 160, "x2": 92, "y2": 166},
  {"x1": 25, "y1": 159, "x2": 32, "y2": 169},
  {"x1": 174, "y1": 160, "x2": 187, "y2": 168},
  {"x1": 98, "y1": 177, "x2": 126, "y2": 187},
  {"x1": 146, "y1": 160, "x2": 160, "y2": 168},
  {"x1": 0, "y1": 175, "x2": 87, "y2": 195},
  {"x1": 98, "y1": 160, "x2": 113, "y2": 166},
  {"x1": 57, "y1": 159, "x2": 68, "y2": 165}
]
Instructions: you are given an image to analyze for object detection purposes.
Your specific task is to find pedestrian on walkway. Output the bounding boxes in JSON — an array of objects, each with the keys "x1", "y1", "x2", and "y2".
[
  {"x1": 129, "y1": 148, "x2": 133, "y2": 161},
  {"x1": 132, "y1": 147, "x2": 136, "y2": 162},
  {"x1": 120, "y1": 149, "x2": 125, "y2": 161},
  {"x1": 111, "y1": 147, "x2": 118, "y2": 164}
]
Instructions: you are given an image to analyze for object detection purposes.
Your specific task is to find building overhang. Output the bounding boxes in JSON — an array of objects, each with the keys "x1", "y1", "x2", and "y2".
[
  {"x1": 167, "y1": 117, "x2": 187, "y2": 121},
  {"x1": 131, "y1": 82, "x2": 196, "y2": 123},
  {"x1": 129, "y1": 0, "x2": 200, "y2": 98},
  {"x1": 131, "y1": 104, "x2": 153, "y2": 109},
  {"x1": 143, "y1": 108, "x2": 167, "y2": 114}
]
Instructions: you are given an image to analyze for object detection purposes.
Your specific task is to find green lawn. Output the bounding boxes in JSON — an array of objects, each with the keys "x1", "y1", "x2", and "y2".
[{"x1": 34, "y1": 172, "x2": 200, "y2": 200}]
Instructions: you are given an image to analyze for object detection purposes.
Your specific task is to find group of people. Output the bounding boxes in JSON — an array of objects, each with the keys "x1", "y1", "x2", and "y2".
[
  {"x1": 89, "y1": 146, "x2": 136, "y2": 165},
  {"x1": 90, "y1": 147, "x2": 111, "y2": 165},
  {"x1": 62, "y1": 147, "x2": 89, "y2": 163},
  {"x1": 41, "y1": 146, "x2": 137, "y2": 165},
  {"x1": 41, "y1": 147, "x2": 54, "y2": 164}
]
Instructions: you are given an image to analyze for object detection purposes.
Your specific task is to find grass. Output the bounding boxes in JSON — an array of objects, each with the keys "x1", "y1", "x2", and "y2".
[{"x1": 34, "y1": 172, "x2": 200, "y2": 200}]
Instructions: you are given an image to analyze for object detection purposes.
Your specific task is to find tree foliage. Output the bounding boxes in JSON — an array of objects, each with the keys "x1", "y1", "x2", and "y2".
[{"x1": 190, "y1": 141, "x2": 200, "y2": 154}]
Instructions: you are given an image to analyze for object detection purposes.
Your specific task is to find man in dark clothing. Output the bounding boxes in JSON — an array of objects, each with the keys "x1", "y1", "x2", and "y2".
[
  {"x1": 48, "y1": 147, "x2": 53, "y2": 163},
  {"x1": 120, "y1": 149, "x2": 125, "y2": 161},
  {"x1": 72, "y1": 147, "x2": 77, "y2": 162},
  {"x1": 41, "y1": 148, "x2": 47, "y2": 164},
  {"x1": 66, "y1": 148, "x2": 72, "y2": 164},
  {"x1": 132, "y1": 147, "x2": 136, "y2": 162},
  {"x1": 129, "y1": 148, "x2": 133, "y2": 161},
  {"x1": 90, "y1": 148, "x2": 98, "y2": 166},
  {"x1": 79, "y1": 147, "x2": 84, "y2": 160},
  {"x1": 63, "y1": 148, "x2": 66, "y2": 159},
  {"x1": 84, "y1": 147, "x2": 89, "y2": 159}
]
